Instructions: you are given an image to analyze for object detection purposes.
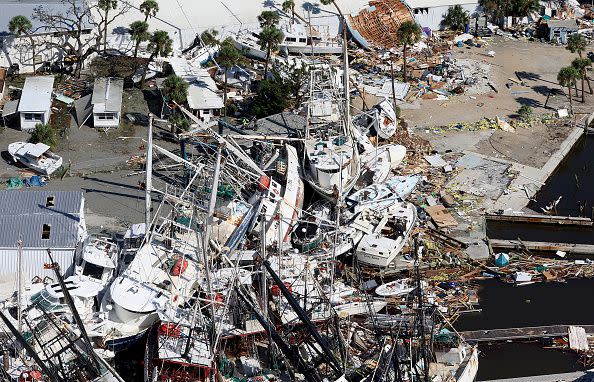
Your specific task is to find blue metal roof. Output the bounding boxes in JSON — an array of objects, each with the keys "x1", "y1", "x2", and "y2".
[{"x1": 0, "y1": 190, "x2": 84, "y2": 248}]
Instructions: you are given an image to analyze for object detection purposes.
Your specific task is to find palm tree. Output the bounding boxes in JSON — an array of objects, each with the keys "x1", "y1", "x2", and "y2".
[
  {"x1": 98, "y1": 0, "x2": 118, "y2": 54},
  {"x1": 162, "y1": 74, "x2": 188, "y2": 104},
  {"x1": 282, "y1": 0, "x2": 296, "y2": 24},
  {"x1": 320, "y1": 0, "x2": 345, "y2": 21},
  {"x1": 510, "y1": 0, "x2": 540, "y2": 18},
  {"x1": 442, "y1": 5, "x2": 469, "y2": 32},
  {"x1": 200, "y1": 29, "x2": 219, "y2": 47},
  {"x1": 141, "y1": 30, "x2": 172, "y2": 88},
  {"x1": 258, "y1": 10, "x2": 280, "y2": 28},
  {"x1": 9, "y1": 16, "x2": 36, "y2": 72},
  {"x1": 572, "y1": 58, "x2": 592, "y2": 102},
  {"x1": 558, "y1": 66, "x2": 579, "y2": 114},
  {"x1": 139, "y1": 0, "x2": 159, "y2": 23},
  {"x1": 567, "y1": 33, "x2": 587, "y2": 59},
  {"x1": 396, "y1": 21, "x2": 422, "y2": 82},
  {"x1": 217, "y1": 38, "x2": 244, "y2": 116},
  {"x1": 258, "y1": 26, "x2": 284, "y2": 79},
  {"x1": 129, "y1": 21, "x2": 149, "y2": 58}
]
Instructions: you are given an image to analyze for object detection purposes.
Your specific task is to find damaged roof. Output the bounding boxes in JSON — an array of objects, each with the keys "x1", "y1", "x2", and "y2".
[
  {"x1": 92, "y1": 77, "x2": 124, "y2": 113},
  {"x1": 0, "y1": 190, "x2": 84, "y2": 248},
  {"x1": 348, "y1": 0, "x2": 414, "y2": 48}
]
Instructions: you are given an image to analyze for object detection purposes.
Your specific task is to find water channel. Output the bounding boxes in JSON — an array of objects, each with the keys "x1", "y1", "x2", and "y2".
[{"x1": 462, "y1": 135, "x2": 594, "y2": 380}]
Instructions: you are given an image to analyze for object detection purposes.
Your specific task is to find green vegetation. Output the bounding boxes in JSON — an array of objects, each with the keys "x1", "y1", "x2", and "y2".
[
  {"x1": 517, "y1": 105, "x2": 533, "y2": 122},
  {"x1": 139, "y1": 0, "x2": 159, "y2": 22},
  {"x1": 251, "y1": 65, "x2": 309, "y2": 118},
  {"x1": 397, "y1": 21, "x2": 422, "y2": 82},
  {"x1": 557, "y1": 66, "x2": 579, "y2": 114},
  {"x1": 8, "y1": 16, "x2": 36, "y2": 72},
  {"x1": 442, "y1": 5, "x2": 469, "y2": 32},
  {"x1": 162, "y1": 75, "x2": 189, "y2": 104},
  {"x1": 282, "y1": 0, "x2": 296, "y2": 23},
  {"x1": 98, "y1": 0, "x2": 118, "y2": 53},
  {"x1": 217, "y1": 38, "x2": 245, "y2": 116},
  {"x1": 30, "y1": 123, "x2": 58, "y2": 150},
  {"x1": 140, "y1": 30, "x2": 172, "y2": 88},
  {"x1": 572, "y1": 57, "x2": 592, "y2": 103},
  {"x1": 566, "y1": 33, "x2": 587, "y2": 58},
  {"x1": 258, "y1": 23, "x2": 284, "y2": 79},
  {"x1": 129, "y1": 21, "x2": 149, "y2": 58},
  {"x1": 479, "y1": 0, "x2": 540, "y2": 20}
]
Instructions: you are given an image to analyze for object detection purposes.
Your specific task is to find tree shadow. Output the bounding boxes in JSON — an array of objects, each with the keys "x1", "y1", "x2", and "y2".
[
  {"x1": 515, "y1": 97, "x2": 542, "y2": 108},
  {"x1": 516, "y1": 71, "x2": 541, "y2": 82},
  {"x1": 532, "y1": 85, "x2": 563, "y2": 96},
  {"x1": 302, "y1": 2, "x2": 322, "y2": 14}
]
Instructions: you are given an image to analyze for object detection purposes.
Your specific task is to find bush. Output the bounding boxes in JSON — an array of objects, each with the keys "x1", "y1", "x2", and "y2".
[
  {"x1": 30, "y1": 123, "x2": 58, "y2": 150},
  {"x1": 395, "y1": 105, "x2": 402, "y2": 119},
  {"x1": 517, "y1": 105, "x2": 533, "y2": 122},
  {"x1": 252, "y1": 78, "x2": 290, "y2": 118}
]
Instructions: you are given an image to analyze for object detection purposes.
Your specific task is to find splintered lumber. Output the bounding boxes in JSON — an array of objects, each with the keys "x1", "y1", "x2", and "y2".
[
  {"x1": 348, "y1": 0, "x2": 414, "y2": 48},
  {"x1": 489, "y1": 239, "x2": 594, "y2": 255},
  {"x1": 569, "y1": 326, "x2": 589, "y2": 351},
  {"x1": 486, "y1": 214, "x2": 593, "y2": 226}
]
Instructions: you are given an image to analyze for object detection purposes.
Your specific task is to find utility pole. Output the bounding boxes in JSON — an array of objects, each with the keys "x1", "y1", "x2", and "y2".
[{"x1": 145, "y1": 114, "x2": 154, "y2": 230}]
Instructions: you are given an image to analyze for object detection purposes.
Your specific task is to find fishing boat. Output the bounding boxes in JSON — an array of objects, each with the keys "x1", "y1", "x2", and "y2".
[
  {"x1": 347, "y1": 174, "x2": 421, "y2": 214},
  {"x1": 231, "y1": 30, "x2": 267, "y2": 61},
  {"x1": 356, "y1": 202, "x2": 417, "y2": 268},
  {"x1": 250, "y1": 144, "x2": 304, "y2": 248},
  {"x1": 334, "y1": 300, "x2": 387, "y2": 318},
  {"x1": 302, "y1": 66, "x2": 360, "y2": 200},
  {"x1": 278, "y1": 20, "x2": 342, "y2": 56},
  {"x1": 97, "y1": 209, "x2": 202, "y2": 352},
  {"x1": 8, "y1": 141, "x2": 62, "y2": 175},
  {"x1": 356, "y1": 144, "x2": 407, "y2": 189},
  {"x1": 375, "y1": 279, "x2": 416, "y2": 297}
]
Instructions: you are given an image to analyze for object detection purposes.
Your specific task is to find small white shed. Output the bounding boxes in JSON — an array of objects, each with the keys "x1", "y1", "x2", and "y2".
[
  {"x1": 18, "y1": 76, "x2": 54, "y2": 131},
  {"x1": 91, "y1": 77, "x2": 124, "y2": 128}
]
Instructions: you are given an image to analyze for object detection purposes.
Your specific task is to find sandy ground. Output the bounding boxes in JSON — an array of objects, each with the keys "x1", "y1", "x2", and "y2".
[{"x1": 405, "y1": 37, "x2": 593, "y2": 128}]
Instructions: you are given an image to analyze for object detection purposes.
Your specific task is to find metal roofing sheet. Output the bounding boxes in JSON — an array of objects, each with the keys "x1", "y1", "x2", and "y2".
[
  {"x1": 0, "y1": 190, "x2": 83, "y2": 248},
  {"x1": 18, "y1": 76, "x2": 54, "y2": 112},
  {"x1": 92, "y1": 77, "x2": 124, "y2": 112},
  {"x1": 0, "y1": 99, "x2": 19, "y2": 117}
]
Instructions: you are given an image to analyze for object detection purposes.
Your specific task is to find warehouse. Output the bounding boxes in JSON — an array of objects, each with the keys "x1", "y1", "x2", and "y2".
[{"x1": 405, "y1": 0, "x2": 480, "y2": 31}]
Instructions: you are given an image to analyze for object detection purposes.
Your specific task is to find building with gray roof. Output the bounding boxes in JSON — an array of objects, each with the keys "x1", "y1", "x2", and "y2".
[
  {"x1": 92, "y1": 77, "x2": 124, "y2": 129},
  {"x1": 0, "y1": 190, "x2": 87, "y2": 280}
]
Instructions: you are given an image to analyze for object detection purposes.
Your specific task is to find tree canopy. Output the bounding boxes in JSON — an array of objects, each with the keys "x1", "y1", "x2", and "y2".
[
  {"x1": 140, "y1": 0, "x2": 159, "y2": 21},
  {"x1": 162, "y1": 75, "x2": 188, "y2": 104},
  {"x1": 442, "y1": 5, "x2": 469, "y2": 32},
  {"x1": 567, "y1": 33, "x2": 587, "y2": 58},
  {"x1": 8, "y1": 15, "x2": 33, "y2": 36},
  {"x1": 258, "y1": 10, "x2": 280, "y2": 28}
]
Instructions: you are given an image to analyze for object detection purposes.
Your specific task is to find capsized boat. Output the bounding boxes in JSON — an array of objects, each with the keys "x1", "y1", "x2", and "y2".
[
  {"x1": 347, "y1": 174, "x2": 421, "y2": 214},
  {"x1": 356, "y1": 144, "x2": 406, "y2": 190},
  {"x1": 352, "y1": 99, "x2": 398, "y2": 140},
  {"x1": 356, "y1": 202, "x2": 417, "y2": 268},
  {"x1": 8, "y1": 141, "x2": 62, "y2": 175},
  {"x1": 375, "y1": 279, "x2": 416, "y2": 297},
  {"x1": 249, "y1": 144, "x2": 304, "y2": 248}
]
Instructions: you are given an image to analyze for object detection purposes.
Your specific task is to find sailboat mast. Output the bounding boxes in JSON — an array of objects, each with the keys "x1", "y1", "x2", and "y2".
[
  {"x1": 342, "y1": 20, "x2": 350, "y2": 129},
  {"x1": 145, "y1": 114, "x2": 154, "y2": 230},
  {"x1": 16, "y1": 240, "x2": 22, "y2": 334}
]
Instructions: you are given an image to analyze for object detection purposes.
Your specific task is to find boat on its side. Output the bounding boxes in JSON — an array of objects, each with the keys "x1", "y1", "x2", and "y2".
[
  {"x1": 356, "y1": 202, "x2": 417, "y2": 268},
  {"x1": 356, "y1": 144, "x2": 406, "y2": 189},
  {"x1": 347, "y1": 174, "x2": 420, "y2": 214},
  {"x1": 375, "y1": 279, "x2": 416, "y2": 297},
  {"x1": 8, "y1": 141, "x2": 63, "y2": 175}
]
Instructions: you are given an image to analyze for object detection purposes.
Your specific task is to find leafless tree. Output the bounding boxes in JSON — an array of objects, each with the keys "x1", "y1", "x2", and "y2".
[{"x1": 33, "y1": 0, "x2": 129, "y2": 77}]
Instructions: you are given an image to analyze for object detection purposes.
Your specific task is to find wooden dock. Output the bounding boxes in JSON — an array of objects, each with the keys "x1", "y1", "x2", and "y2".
[
  {"x1": 459, "y1": 324, "x2": 594, "y2": 342},
  {"x1": 486, "y1": 214, "x2": 593, "y2": 226},
  {"x1": 489, "y1": 239, "x2": 594, "y2": 255}
]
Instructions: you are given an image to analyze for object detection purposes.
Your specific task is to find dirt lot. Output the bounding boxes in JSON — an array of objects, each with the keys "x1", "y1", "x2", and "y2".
[
  {"x1": 405, "y1": 37, "x2": 593, "y2": 128},
  {"x1": 410, "y1": 36, "x2": 593, "y2": 170}
]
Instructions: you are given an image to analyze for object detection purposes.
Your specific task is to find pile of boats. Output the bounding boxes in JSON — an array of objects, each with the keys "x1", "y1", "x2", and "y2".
[{"x1": 0, "y1": 42, "x2": 477, "y2": 382}]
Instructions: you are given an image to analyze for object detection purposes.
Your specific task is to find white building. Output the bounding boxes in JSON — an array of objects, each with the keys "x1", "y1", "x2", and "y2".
[
  {"x1": 92, "y1": 77, "x2": 124, "y2": 129},
  {"x1": 0, "y1": 0, "x2": 94, "y2": 74},
  {"x1": 405, "y1": 0, "x2": 480, "y2": 31},
  {"x1": 18, "y1": 76, "x2": 54, "y2": 131},
  {"x1": 166, "y1": 57, "x2": 223, "y2": 122},
  {"x1": 0, "y1": 190, "x2": 87, "y2": 281}
]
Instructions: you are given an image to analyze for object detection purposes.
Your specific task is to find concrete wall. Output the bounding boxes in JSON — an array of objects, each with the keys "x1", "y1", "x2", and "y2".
[
  {"x1": 0, "y1": 248, "x2": 76, "y2": 282},
  {"x1": 412, "y1": 4, "x2": 480, "y2": 31},
  {"x1": 19, "y1": 110, "x2": 50, "y2": 131}
]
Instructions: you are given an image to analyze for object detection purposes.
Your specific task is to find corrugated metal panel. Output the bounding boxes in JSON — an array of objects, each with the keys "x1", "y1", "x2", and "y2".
[
  {"x1": 0, "y1": 190, "x2": 82, "y2": 215},
  {"x1": 0, "y1": 249, "x2": 75, "y2": 281},
  {"x1": 0, "y1": 190, "x2": 84, "y2": 248}
]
